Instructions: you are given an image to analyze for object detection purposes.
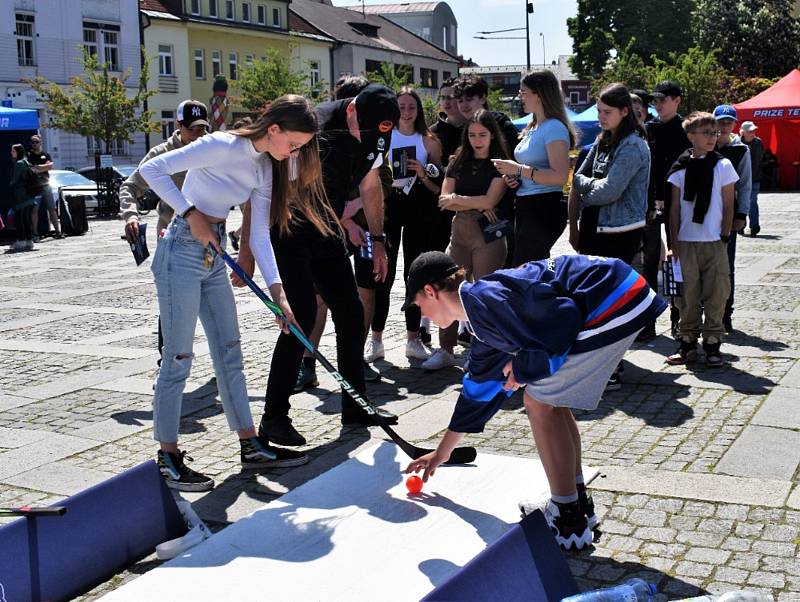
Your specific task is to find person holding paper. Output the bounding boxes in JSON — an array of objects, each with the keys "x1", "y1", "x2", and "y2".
[{"x1": 665, "y1": 112, "x2": 737, "y2": 367}]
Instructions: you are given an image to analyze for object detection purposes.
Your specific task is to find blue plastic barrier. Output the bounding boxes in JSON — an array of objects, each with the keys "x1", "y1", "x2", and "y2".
[
  {"x1": 421, "y1": 509, "x2": 578, "y2": 602},
  {"x1": 0, "y1": 461, "x2": 186, "y2": 602}
]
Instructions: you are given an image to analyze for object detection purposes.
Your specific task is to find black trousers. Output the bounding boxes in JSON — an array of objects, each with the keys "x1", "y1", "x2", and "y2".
[
  {"x1": 263, "y1": 225, "x2": 366, "y2": 419},
  {"x1": 513, "y1": 191, "x2": 567, "y2": 264},
  {"x1": 725, "y1": 230, "x2": 737, "y2": 321},
  {"x1": 579, "y1": 228, "x2": 644, "y2": 264},
  {"x1": 15, "y1": 205, "x2": 34, "y2": 241}
]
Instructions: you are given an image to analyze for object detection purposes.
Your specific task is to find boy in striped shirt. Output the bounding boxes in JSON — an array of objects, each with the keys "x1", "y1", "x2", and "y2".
[{"x1": 403, "y1": 251, "x2": 666, "y2": 550}]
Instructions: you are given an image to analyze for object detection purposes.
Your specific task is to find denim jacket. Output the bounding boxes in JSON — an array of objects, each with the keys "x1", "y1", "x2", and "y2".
[{"x1": 573, "y1": 133, "x2": 650, "y2": 233}]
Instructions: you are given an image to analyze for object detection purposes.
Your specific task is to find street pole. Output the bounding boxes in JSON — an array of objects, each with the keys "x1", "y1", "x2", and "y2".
[
  {"x1": 540, "y1": 32, "x2": 546, "y2": 65},
  {"x1": 525, "y1": 2, "x2": 531, "y2": 71}
]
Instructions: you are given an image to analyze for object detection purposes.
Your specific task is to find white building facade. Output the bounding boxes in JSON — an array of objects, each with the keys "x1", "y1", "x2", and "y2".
[{"x1": 1, "y1": 0, "x2": 146, "y2": 169}]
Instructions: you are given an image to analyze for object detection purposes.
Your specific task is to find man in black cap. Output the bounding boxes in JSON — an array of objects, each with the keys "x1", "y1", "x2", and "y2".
[
  {"x1": 642, "y1": 81, "x2": 691, "y2": 340},
  {"x1": 236, "y1": 84, "x2": 400, "y2": 447}
]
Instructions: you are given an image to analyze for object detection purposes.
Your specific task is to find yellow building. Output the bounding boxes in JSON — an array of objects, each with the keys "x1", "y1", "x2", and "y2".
[{"x1": 141, "y1": 0, "x2": 332, "y2": 145}]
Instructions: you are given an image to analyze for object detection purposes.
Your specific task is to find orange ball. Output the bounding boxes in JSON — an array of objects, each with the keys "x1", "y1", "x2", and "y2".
[{"x1": 406, "y1": 475, "x2": 423, "y2": 494}]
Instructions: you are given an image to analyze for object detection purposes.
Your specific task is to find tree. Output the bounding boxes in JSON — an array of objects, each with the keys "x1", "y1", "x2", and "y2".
[
  {"x1": 26, "y1": 47, "x2": 157, "y2": 153},
  {"x1": 364, "y1": 61, "x2": 410, "y2": 91},
  {"x1": 235, "y1": 47, "x2": 325, "y2": 111},
  {"x1": 568, "y1": 0, "x2": 695, "y2": 79},
  {"x1": 692, "y1": 0, "x2": 800, "y2": 78},
  {"x1": 721, "y1": 75, "x2": 778, "y2": 105},
  {"x1": 650, "y1": 46, "x2": 727, "y2": 113},
  {"x1": 590, "y1": 41, "x2": 652, "y2": 97}
]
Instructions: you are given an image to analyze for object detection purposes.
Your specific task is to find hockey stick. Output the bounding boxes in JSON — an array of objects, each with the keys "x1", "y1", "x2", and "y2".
[
  {"x1": 220, "y1": 249, "x2": 477, "y2": 465},
  {"x1": 0, "y1": 506, "x2": 67, "y2": 517}
]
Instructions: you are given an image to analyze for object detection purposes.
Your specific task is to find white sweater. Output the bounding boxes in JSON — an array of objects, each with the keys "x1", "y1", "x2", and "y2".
[{"x1": 140, "y1": 131, "x2": 280, "y2": 285}]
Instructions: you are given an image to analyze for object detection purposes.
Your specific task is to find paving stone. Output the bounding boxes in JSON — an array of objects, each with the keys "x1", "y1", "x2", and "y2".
[
  {"x1": 684, "y1": 547, "x2": 731, "y2": 565},
  {"x1": 751, "y1": 540, "x2": 797, "y2": 558}
]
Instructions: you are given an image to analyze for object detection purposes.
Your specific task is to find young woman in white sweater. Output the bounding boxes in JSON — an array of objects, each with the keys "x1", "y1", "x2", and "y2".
[{"x1": 140, "y1": 95, "x2": 337, "y2": 491}]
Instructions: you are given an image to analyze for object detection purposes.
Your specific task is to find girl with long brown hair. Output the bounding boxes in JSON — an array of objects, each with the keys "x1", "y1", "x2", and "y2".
[
  {"x1": 140, "y1": 94, "x2": 326, "y2": 492},
  {"x1": 491, "y1": 69, "x2": 577, "y2": 263}
]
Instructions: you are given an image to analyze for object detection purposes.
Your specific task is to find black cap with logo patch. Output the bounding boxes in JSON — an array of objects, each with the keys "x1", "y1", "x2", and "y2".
[
  {"x1": 354, "y1": 84, "x2": 399, "y2": 165},
  {"x1": 401, "y1": 251, "x2": 459, "y2": 311}
]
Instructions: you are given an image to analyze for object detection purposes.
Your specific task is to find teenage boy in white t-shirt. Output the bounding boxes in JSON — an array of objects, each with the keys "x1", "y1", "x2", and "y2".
[{"x1": 666, "y1": 112, "x2": 738, "y2": 367}]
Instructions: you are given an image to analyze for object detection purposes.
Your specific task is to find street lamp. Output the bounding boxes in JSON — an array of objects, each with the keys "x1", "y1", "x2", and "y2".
[
  {"x1": 525, "y1": 2, "x2": 533, "y2": 70},
  {"x1": 539, "y1": 32, "x2": 546, "y2": 66}
]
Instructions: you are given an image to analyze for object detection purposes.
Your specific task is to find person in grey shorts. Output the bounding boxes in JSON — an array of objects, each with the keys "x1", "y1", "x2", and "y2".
[{"x1": 402, "y1": 251, "x2": 667, "y2": 551}]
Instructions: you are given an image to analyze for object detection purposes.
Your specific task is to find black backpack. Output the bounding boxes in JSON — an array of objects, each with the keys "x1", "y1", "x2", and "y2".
[{"x1": 24, "y1": 163, "x2": 41, "y2": 196}]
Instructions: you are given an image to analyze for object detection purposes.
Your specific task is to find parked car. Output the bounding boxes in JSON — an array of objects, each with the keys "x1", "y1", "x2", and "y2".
[
  {"x1": 48, "y1": 170, "x2": 100, "y2": 213},
  {"x1": 76, "y1": 165, "x2": 137, "y2": 185}
]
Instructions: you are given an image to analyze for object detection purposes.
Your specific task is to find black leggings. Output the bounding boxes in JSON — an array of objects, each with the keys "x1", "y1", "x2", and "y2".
[
  {"x1": 15, "y1": 205, "x2": 34, "y2": 242},
  {"x1": 513, "y1": 191, "x2": 567, "y2": 264},
  {"x1": 263, "y1": 224, "x2": 365, "y2": 419}
]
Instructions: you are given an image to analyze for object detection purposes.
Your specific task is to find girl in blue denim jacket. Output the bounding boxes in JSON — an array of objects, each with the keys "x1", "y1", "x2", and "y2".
[{"x1": 569, "y1": 83, "x2": 650, "y2": 264}]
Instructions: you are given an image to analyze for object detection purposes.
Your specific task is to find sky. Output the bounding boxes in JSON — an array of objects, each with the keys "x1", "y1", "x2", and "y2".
[{"x1": 332, "y1": 0, "x2": 578, "y2": 67}]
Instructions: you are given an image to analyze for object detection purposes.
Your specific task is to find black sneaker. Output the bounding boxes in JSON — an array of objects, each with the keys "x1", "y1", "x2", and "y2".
[
  {"x1": 666, "y1": 339, "x2": 699, "y2": 365},
  {"x1": 577, "y1": 483, "x2": 599, "y2": 530},
  {"x1": 342, "y1": 406, "x2": 398, "y2": 426},
  {"x1": 363, "y1": 361, "x2": 381, "y2": 382},
  {"x1": 259, "y1": 416, "x2": 306, "y2": 447},
  {"x1": 605, "y1": 370, "x2": 621, "y2": 391},
  {"x1": 240, "y1": 436, "x2": 309, "y2": 468},
  {"x1": 293, "y1": 363, "x2": 318, "y2": 393},
  {"x1": 635, "y1": 325, "x2": 656, "y2": 343},
  {"x1": 419, "y1": 326, "x2": 432, "y2": 346},
  {"x1": 544, "y1": 500, "x2": 592, "y2": 551},
  {"x1": 457, "y1": 330, "x2": 472, "y2": 348},
  {"x1": 157, "y1": 450, "x2": 214, "y2": 492},
  {"x1": 703, "y1": 340, "x2": 723, "y2": 367},
  {"x1": 228, "y1": 231, "x2": 240, "y2": 251}
]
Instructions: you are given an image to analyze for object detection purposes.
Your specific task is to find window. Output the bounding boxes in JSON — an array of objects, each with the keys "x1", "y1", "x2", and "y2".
[
  {"x1": 364, "y1": 59, "x2": 382, "y2": 76},
  {"x1": 189, "y1": 0, "x2": 200, "y2": 15},
  {"x1": 245, "y1": 54, "x2": 254, "y2": 69},
  {"x1": 242, "y1": 2, "x2": 250, "y2": 22},
  {"x1": 194, "y1": 49, "x2": 205, "y2": 79},
  {"x1": 209, "y1": 0, "x2": 218, "y2": 17},
  {"x1": 272, "y1": 7, "x2": 280, "y2": 27},
  {"x1": 257, "y1": 4, "x2": 265, "y2": 24},
  {"x1": 229, "y1": 52, "x2": 238, "y2": 80},
  {"x1": 569, "y1": 91, "x2": 580, "y2": 105},
  {"x1": 86, "y1": 136, "x2": 127, "y2": 156},
  {"x1": 310, "y1": 61, "x2": 320, "y2": 88},
  {"x1": 225, "y1": 0, "x2": 234, "y2": 19},
  {"x1": 158, "y1": 44, "x2": 173, "y2": 75},
  {"x1": 421, "y1": 26, "x2": 430, "y2": 41},
  {"x1": 16, "y1": 13, "x2": 35, "y2": 66},
  {"x1": 83, "y1": 22, "x2": 121, "y2": 70},
  {"x1": 161, "y1": 110, "x2": 176, "y2": 140},
  {"x1": 212, "y1": 51, "x2": 222, "y2": 76},
  {"x1": 443, "y1": 70, "x2": 452, "y2": 82},
  {"x1": 420, "y1": 68, "x2": 437, "y2": 89}
]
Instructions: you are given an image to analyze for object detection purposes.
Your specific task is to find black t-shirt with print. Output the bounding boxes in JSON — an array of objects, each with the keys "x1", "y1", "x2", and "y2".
[{"x1": 26, "y1": 149, "x2": 51, "y2": 191}]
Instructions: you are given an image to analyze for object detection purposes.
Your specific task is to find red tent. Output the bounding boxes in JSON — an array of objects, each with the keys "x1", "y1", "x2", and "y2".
[{"x1": 734, "y1": 69, "x2": 800, "y2": 190}]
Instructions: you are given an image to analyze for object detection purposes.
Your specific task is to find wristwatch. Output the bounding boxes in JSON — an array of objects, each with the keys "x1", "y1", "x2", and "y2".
[
  {"x1": 720, "y1": 234, "x2": 730, "y2": 243},
  {"x1": 371, "y1": 234, "x2": 386, "y2": 243}
]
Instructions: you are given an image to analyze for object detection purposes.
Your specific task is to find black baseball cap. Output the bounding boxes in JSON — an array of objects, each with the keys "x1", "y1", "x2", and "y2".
[
  {"x1": 631, "y1": 89, "x2": 654, "y2": 105},
  {"x1": 177, "y1": 100, "x2": 210, "y2": 128},
  {"x1": 354, "y1": 84, "x2": 400, "y2": 164},
  {"x1": 652, "y1": 81, "x2": 683, "y2": 98},
  {"x1": 401, "y1": 251, "x2": 459, "y2": 311}
]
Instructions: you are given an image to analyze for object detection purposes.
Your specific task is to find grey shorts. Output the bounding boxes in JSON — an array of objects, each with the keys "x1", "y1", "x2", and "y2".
[{"x1": 524, "y1": 330, "x2": 640, "y2": 410}]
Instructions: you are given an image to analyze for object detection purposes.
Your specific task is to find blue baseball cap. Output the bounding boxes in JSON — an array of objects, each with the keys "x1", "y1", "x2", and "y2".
[{"x1": 713, "y1": 105, "x2": 738, "y2": 121}]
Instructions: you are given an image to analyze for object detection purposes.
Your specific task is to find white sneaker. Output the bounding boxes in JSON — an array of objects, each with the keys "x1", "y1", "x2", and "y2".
[
  {"x1": 405, "y1": 338, "x2": 430, "y2": 360},
  {"x1": 26, "y1": 240, "x2": 35, "y2": 251},
  {"x1": 364, "y1": 339, "x2": 385, "y2": 363},
  {"x1": 422, "y1": 348, "x2": 458, "y2": 370},
  {"x1": 11, "y1": 241, "x2": 22, "y2": 251}
]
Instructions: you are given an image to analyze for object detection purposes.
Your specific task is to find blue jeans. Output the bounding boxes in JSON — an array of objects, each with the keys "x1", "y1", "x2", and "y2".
[
  {"x1": 150, "y1": 216, "x2": 252, "y2": 443},
  {"x1": 748, "y1": 182, "x2": 761, "y2": 230}
]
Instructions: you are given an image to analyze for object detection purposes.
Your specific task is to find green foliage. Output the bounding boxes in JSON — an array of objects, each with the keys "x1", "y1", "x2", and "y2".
[
  {"x1": 422, "y1": 94, "x2": 439, "y2": 126},
  {"x1": 650, "y1": 46, "x2": 727, "y2": 113},
  {"x1": 485, "y1": 86, "x2": 508, "y2": 115},
  {"x1": 364, "y1": 61, "x2": 410, "y2": 91},
  {"x1": 568, "y1": 0, "x2": 695, "y2": 79},
  {"x1": 235, "y1": 47, "x2": 326, "y2": 110},
  {"x1": 590, "y1": 40, "x2": 651, "y2": 97},
  {"x1": 721, "y1": 75, "x2": 779, "y2": 104},
  {"x1": 25, "y1": 47, "x2": 157, "y2": 153},
  {"x1": 692, "y1": 0, "x2": 800, "y2": 79}
]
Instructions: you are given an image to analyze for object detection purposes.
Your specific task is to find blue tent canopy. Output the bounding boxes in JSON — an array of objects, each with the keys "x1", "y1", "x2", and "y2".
[
  {"x1": 0, "y1": 107, "x2": 39, "y2": 131},
  {"x1": 512, "y1": 107, "x2": 578, "y2": 131}
]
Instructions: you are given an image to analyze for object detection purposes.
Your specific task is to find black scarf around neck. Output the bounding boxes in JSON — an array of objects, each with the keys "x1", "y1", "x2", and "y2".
[{"x1": 668, "y1": 150, "x2": 721, "y2": 223}]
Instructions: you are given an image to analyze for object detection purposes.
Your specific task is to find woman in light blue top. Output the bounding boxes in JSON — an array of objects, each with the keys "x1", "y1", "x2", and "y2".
[{"x1": 492, "y1": 70, "x2": 576, "y2": 263}]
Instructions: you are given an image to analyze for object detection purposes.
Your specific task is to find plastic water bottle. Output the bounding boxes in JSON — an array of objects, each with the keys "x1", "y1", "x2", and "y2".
[
  {"x1": 561, "y1": 578, "x2": 657, "y2": 602},
  {"x1": 675, "y1": 591, "x2": 772, "y2": 602}
]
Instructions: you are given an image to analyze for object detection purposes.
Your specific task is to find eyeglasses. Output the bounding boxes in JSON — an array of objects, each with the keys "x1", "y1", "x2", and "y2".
[
  {"x1": 31, "y1": 140, "x2": 41, "y2": 145},
  {"x1": 690, "y1": 130, "x2": 721, "y2": 138}
]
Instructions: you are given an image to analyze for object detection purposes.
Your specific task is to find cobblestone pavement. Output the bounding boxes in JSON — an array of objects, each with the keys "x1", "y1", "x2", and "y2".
[{"x1": 1, "y1": 194, "x2": 799, "y2": 601}]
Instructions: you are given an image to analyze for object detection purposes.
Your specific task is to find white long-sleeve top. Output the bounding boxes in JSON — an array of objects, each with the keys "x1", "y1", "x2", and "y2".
[{"x1": 140, "y1": 131, "x2": 280, "y2": 285}]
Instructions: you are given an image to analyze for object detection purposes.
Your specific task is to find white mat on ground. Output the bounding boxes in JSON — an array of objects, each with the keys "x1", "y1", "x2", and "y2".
[{"x1": 102, "y1": 442, "x2": 597, "y2": 602}]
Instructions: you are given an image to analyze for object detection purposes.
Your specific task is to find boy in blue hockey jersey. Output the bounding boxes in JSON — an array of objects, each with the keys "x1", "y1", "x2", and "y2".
[{"x1": 403, "y1": 251, "x2": 666, "y2": 550}]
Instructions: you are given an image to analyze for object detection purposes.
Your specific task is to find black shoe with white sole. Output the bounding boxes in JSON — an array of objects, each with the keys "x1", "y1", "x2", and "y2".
[
  {"x1": 544, "y1": 500, "x2": 593, "y2": 551},
  {"x1": 157, "y1": 450, "x2": 214, "y2": 492},
  {"x1": 240, "y1": 436, "x2": 308, "y2": 468}
]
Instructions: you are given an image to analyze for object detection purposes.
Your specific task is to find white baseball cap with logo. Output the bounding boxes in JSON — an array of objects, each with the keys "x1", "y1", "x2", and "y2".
[
  {"x1": 177, "y1": 100, "x2": 210, "y2": 128},
  {"x1": 740, "y1": 121, "x2": 758, "y2": 132}
]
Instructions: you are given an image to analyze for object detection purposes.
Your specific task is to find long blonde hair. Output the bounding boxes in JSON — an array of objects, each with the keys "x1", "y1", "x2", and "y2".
[
  {"x1": 230, "y1": 95, "x2": 338, "y2": 237},
  {"x1": 520, "y1": 70, "x2": 578, "y2": 148}
]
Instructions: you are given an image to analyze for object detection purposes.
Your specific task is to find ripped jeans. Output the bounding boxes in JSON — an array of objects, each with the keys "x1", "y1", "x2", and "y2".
[{"x1": 151, "y1": 215, "x2": 253, "y2": 443}]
